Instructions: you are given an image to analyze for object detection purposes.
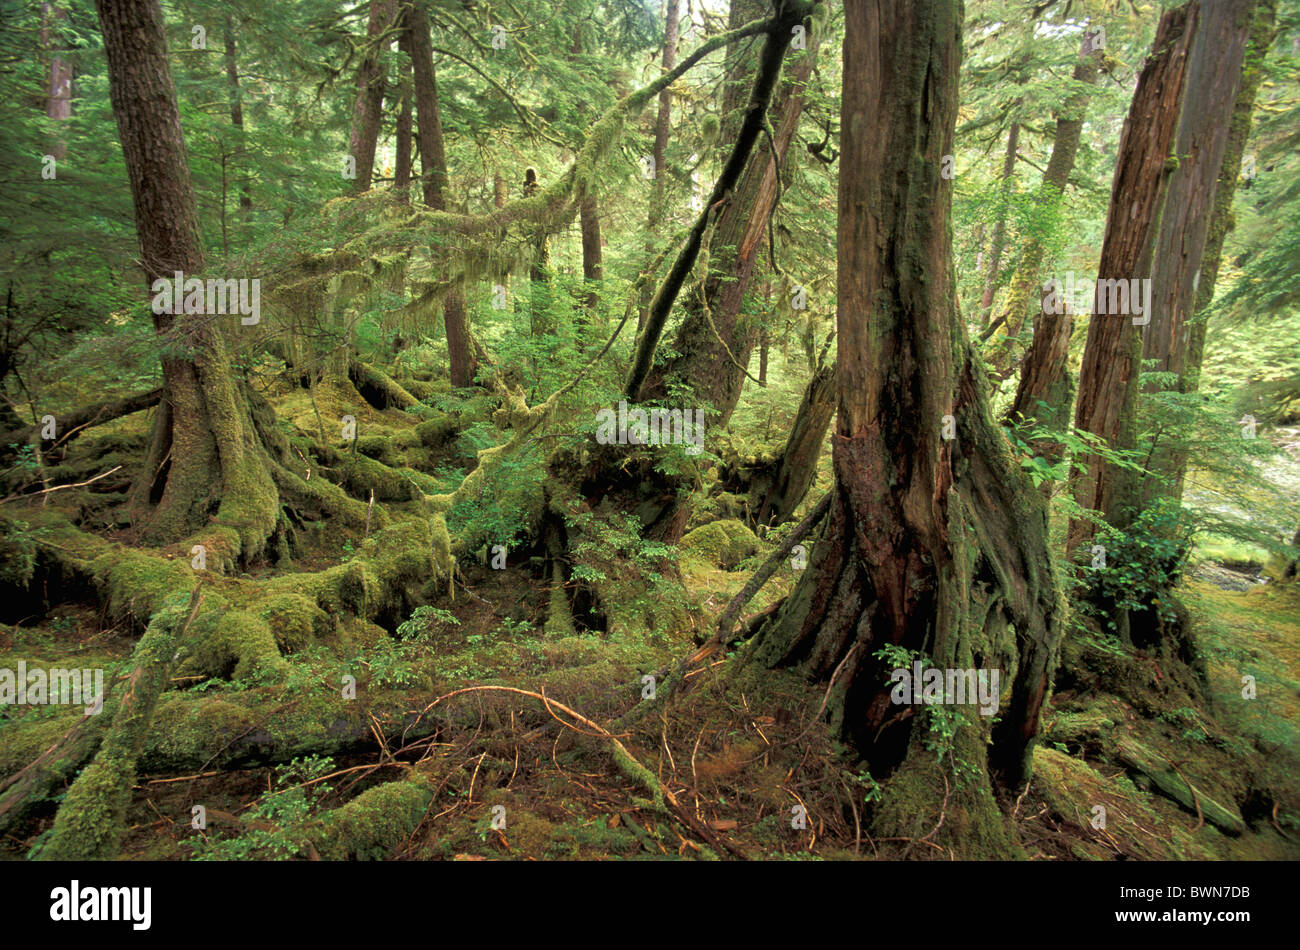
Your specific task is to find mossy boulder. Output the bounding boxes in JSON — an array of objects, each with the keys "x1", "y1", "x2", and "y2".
[{"x1": 680, "y1": 519, "x2": 761, "y2": 570}]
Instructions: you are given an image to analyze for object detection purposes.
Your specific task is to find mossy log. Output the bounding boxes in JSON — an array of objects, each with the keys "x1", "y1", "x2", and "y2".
[{"x1": 36, "y1": 587, "x2": 204, "y2": 860}]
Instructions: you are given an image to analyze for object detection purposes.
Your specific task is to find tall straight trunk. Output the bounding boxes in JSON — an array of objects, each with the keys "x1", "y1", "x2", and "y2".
[
  {"x1": 749, "y1": 0, "x2": 1063, "y2": 855},
  {"x1": 651, "y1": 0, "x2": 680, "y2": 229},
  {"x1": 394, "y1": 59, "x2": 413, "y2": 198},
  {"x1": 987, "y1": 33, "x2": 1102, "y2": 374},
  {"x1": 223, "y1": 16, "x2": 252, "y2": 216},
  {"x1": 97, "y1": 0, "x2": 279, "y2": 566},
  {"x1": 638, "y1": 0, "x2": 681, "y2": 332},
  {"x1": 347, "y1": 0, "x2": 397, "y2": 195},
  {"x1": 40, "y1": 2, "x2": 73, "y2": 159},
  {"x1": 1068, "y1": 4, "x2": 1198, "y2": 555},
  {"x1": 1139, "y1": 0, "x2": 1258, "y2": 507},
  {"x1": 579, "y1": 192, "x2": 603, "y2": 317},
  {"x1": 1182, "y1": 0, "x2": 1276, "y2": 410},
  {"x1": 403, "y1": 0, "x2": 475, "y2": 386},
  {"x1": 977, "y1": 119, "x2": 1020, "y2": 326}
]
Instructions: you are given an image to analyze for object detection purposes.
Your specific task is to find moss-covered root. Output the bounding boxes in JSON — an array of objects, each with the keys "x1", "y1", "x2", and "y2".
[
  {"x1": 37, "y1": 589, "x2": 203, "y2": 861},
  {"x1": 870, "y1": 719, "x2": 1024, "y2": 860},
  {"x1": 308, "y1": 773, "x2": 435, "y2": 859},
  {"x1": 349, "y1": 359, "x2": 419, "y2": 410}
]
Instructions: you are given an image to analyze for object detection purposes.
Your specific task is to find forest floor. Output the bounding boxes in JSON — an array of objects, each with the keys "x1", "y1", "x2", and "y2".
[{"x1": 2, "y1": 370, "x2": 1297, "y2": 861}]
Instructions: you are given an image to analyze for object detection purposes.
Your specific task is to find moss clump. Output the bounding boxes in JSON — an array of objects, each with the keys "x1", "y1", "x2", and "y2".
[
  {"x1": 680, "y1": 519, "x2": 761, "y2": 570},
  {"x1": 260, "y1": 593, "x2": 330, "y2": 654},
  {"x1": 871, "y1": 722, "x2": 1021, "y2": 860},
  {"x1": 311, "y1": 774, "x2": 435, "y2": 859},
  {"x1": 415, "y1": 412, "x2": 459, "y2": 449},
  {"x1": 336, "y1": 454, "x2": 422, "y2": 502},
  {"x1": 188, "y1": 605, "x2": 287, "y2": 681},
  {"x1": 91, "y1": 548, "x2": 192, "y2": 629}
]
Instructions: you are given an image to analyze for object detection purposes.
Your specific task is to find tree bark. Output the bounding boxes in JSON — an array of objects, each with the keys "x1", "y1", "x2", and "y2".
[
  {"x1": 96, "y1": 0, "x2": 281, "y2": 566},
  {"x1": 347, "y1": 0, "x2": 397, "y2": 195},
  {"x1": 976, "y1": 119, "x2": 1019, "y2": 326},
  {"x1": 394, "y1": 58, "x2": 413, "y2": 198},
  {"x1": 1139, "y1": 0, "x2": 1260, "y2": 507},
  {"x1": 635, "y1": 7, "x2": 818, "y2": 431},
  {"x1": 755, "y1": 356, "x2": 834, "y2": 525},
  {"x1": 40, "y1": 2, "x2": 73, "y2": 160},
  {"x1": 402, "y1": 0, "x2": 475, "y2": 386},
  {"x1": 580, "y1": 192, "x2": 603, "y2": 318},
  {"x1": 223, "y1": 16, "x2": 252, "y2": 216},
  {"x1": 638, "y1": 0, "x2": 682, "y2": 332},
  {"x1": 623, "y1": 4, "x2": 807, "y2": 406},
  {"x1": 748, "y1": 2, "x2": 1063, "y2": 852},
  {"x1": 1067, "y1": 4, "x2": 1198, "y2": 554}
]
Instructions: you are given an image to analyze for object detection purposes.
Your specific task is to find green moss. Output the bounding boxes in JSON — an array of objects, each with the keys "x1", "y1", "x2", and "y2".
[
  {"x1": 415, "y1": 412, "x2": 459, "y2": 449},
  {"x1": 312, "y1": 774, "x2": 435, "y2": 859},
  {"x1": 680, "y1": 519, "x2": 761, "y2": 570},
  {"x1": 260, "y1": 593, "x2": 329, "y2": 654},
  {"x1": 91, "y1": 549, "x2": 192, "y2": 628}
]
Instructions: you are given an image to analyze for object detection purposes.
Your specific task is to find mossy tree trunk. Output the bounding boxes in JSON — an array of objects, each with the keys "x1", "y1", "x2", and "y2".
[
  {"x1": 97, "y1": 0, "x2": 281, "y2": 567},
  {"x1": 747, "y1": 0, "x2": 1064, "y2": 855},
  {"x1": 609, "y1": 0, "x2": 816, "y2": 542},
  {"x1": 636, "y1": 7, "x2": 818, "y2": 434},
  {"x1": 394, "y1": 58, "x2": 413, "y2": 198},
  {"x1": 579, "y1": 192, "x2": 603, "y2": 320}
]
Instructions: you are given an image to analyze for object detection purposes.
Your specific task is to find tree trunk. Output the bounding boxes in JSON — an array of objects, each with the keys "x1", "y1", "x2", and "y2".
[
  {"x1": 403, "y1": 0, "x2": 475, "y2": 386},
  {"x1": 638, "y1": 0, "x2": 681, "y2": 332},
  {"x1": 754, "y1": 356, "x2": 833, "y2": 525},
  {"x1": 986, "y1": 33, "x2": 1102, "y2": 373},
  {"x1": 604, "y1": 2, "x2": 811, "y2": 542},
  {"x1": 976, "y1": 119, "x2": 1019, "y2": 326},
  {"x1": 1139, "y1": 0, "x2": 1260, "y2": 507},
  {"x1": 40, "y1": 2, "x2": 73, "y2": 160},
  {"x1": 580, "y1": 191, "x2": 603, "y2": 318},
  {"x1": 223, "y1": 16, "x2": 252, "y2": 216},
  {"x1": 97, "y1": 0, "x2": 281, "y2": 566},
  {"x1": 1067, "y1": 4, "x2": 1198, "y2": 555},
  {"x1": 748, "y1": 0, "x2": 1063, "y2": 856},
  {"x1": 347, "y1": 0, "x2": 397, "y2": 195},
  {"x1": 394, "y1": 59, "x2": 413, "y2": 198},
  {"x1": 636, "y1": 7, "x2": 819, "y2": 431}
]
